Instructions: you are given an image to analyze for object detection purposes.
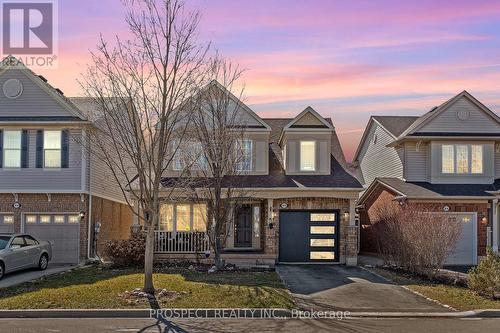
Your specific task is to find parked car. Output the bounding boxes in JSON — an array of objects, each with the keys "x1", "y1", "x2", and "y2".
[{"x1": 0, "y1": 233, "x2": 52, "y2": 280}]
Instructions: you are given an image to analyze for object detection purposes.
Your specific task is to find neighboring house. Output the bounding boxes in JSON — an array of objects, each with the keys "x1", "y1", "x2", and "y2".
[
  {"x1": 354, "y1": 91, "x2": 500, "y2": 265},
  {"x1": 152, "y1": 84, "x2": 363, "y2": 267},
  {"x1": 0, "y1": 56, "x2": 133, "y2": 264}
]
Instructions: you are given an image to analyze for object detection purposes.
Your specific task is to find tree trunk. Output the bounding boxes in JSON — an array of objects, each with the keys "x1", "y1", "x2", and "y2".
[
  {"x1": 143, "y1": 216, "x2": 155, "y2": 293},
  {"x1": 214, "y1": 236, "x2": 224, "y2": 269}
]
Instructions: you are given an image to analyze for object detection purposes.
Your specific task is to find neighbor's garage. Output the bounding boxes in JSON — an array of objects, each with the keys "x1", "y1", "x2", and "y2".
[
  {"x1": 22, "y1": 213, "x2": 81, "y2": 264},
  {"x1": 279, "y1": 210, "x2": 339, "y2": 263},
  {"x1": 0, "y1": 214, "x2": 14, "y2": 233}
]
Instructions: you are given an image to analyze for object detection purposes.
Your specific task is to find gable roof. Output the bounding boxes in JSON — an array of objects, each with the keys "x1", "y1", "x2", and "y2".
[
  {"x1": 0, "y1": 56, "x2": 87, "y2": 121},
  {"x1": 283, "y1": 106, "x2": 334, "y2": 130}
]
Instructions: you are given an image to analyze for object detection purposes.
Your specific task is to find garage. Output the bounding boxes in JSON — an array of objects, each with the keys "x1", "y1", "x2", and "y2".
[
  {"x1": 279, "y1": 210, "x2": 339, "y2": 263},
  {"x1": 23, "y1": 213, "x2": 81, "y2": 264},
  {"x1": 445, "y1": 212, "x2": 477, "y2": 266},
  {"x1": 0, "y1": 214, "x2": 14, "y2": 233}
]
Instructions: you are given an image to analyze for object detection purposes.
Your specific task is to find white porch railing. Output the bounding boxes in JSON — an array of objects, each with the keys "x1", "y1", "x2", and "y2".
[{"x1": 154, "y1": 231, "x2": 211, "y2": 253}]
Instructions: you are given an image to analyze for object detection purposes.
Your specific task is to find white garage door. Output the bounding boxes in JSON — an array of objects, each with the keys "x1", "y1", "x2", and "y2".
[
  {"x1": 23, "y1": 213, "x2": 81, "y2": 264},
  {"x1": 445, "y1": 213, "x2": 477, "y2": 266},
  {"x1": 0, "y1": 214, "x2": 14, "y2": 233}
]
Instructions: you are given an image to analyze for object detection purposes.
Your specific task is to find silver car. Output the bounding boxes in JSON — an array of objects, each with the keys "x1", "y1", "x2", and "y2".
[{"x1": 0, "y1": 233, "x2": 52, "y2": 280}]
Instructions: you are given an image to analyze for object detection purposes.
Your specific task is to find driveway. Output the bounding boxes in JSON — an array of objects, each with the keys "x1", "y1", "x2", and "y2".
[
  {"x1": 0, "y1": 264, "x2": 76, "y2": 289},
  {"x1": 276, "y1": 265, "x2": 449, "y2": 312}
]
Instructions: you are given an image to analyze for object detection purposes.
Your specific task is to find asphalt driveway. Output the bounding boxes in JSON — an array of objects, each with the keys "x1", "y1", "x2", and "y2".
[
  {"x1": 276, "y1": 265, "x2": 449, "y2": 312},
  {"x1": 0, "y1": 264, "x2": 76, "y2": 289}
]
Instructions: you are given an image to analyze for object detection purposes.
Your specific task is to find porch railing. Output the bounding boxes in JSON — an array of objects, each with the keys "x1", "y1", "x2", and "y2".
[{"x1": 154, "y1": 231, "x2": 211, "y2": 253}]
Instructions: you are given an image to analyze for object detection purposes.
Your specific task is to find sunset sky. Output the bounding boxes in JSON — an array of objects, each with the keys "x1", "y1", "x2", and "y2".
[{"x1": 34, "y1": 0, "x2": 500, "y2": 161}]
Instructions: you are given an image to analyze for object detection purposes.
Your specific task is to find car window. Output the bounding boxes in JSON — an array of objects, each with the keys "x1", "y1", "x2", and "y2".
[
  {"x1": 0, "y1": 236, "x2": 10, "y2": 250},
  {"x1": 11, "y1": 237, "x2": 25, "y2": 248},
  {"x1": 24, "y1": 236, "x2": 38, "y2": 246}
]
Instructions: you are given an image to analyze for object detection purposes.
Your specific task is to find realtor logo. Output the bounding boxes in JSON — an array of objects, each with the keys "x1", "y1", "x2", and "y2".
[{"x1": 1, "y1": 0, "x2": 56, "y2": 55}]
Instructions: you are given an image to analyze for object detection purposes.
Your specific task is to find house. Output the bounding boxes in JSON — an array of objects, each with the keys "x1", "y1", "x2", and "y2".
[
  {"x1": 353, "y1": 91, "x2": 500, "y2": 265},
  {"x1": 0, "y1": 56, "x2": 133, "y2": 264},
  {"x1": 149, "y1": 84, "x2": 363, "y2": 267}
]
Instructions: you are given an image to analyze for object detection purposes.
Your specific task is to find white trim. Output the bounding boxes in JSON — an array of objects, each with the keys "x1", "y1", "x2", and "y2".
[{"x1": 283, "y1": 107, "x2": 334, "y2": 131}]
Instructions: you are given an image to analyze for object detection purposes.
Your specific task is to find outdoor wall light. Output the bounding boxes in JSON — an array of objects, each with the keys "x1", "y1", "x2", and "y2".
[
  {"x1": 268, "y1": 222, "x2": 274, "y2": 229},
  {"x1": 481, "y1": 215, "x2": 488, "y2": 225},
  {"x1": 79, "y1": 211, "x2": 86, "y2": 220},
  {"x1": 343, "y1": 212, "x2": 349, "y2": 221}
]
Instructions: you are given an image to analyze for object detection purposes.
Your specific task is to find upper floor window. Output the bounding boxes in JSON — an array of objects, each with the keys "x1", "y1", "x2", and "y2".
[
  {"x1": 300, "y1": 140, "x2": 316, "y2": 171},
  {"x1": 44, "y1": 130, "x2": 61, "y2": 168},
  {"x1": 442, "y1": 144, "x2": 483, "y2": 175},
  {"x1": 172, "y1": 140, "x2": 208, "y2": 171},
  {"x1": 3, "y1": 130, "x2": 21, "y2": 168},
  {"x1": 236, "y1": 139, "x2": 252, "y2": 172}
]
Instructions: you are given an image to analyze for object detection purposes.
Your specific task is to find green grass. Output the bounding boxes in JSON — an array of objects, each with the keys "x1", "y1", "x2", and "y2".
[
  {"x1": 0, "y1": 266, "x2": 294, "y2": 309},
  {"x1": 369, "y1": 267, "x2": 500, "y2": 311}
]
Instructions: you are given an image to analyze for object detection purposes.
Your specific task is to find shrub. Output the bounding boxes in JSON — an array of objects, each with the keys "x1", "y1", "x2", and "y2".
[
  {"x1": 468, "y1": 248, "x2": 500, "y2": 299},
  {"x1": 372, "y1": 203, "x2": 462, "y2": 278},
  {"x1": 103, "y1": 232, "x2": 146, "y2": 267}
]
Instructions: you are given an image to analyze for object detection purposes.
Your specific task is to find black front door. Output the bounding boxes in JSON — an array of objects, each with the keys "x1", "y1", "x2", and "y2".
[{"x1": 235, "y1": 205, "x2": 252, "y2": 247}]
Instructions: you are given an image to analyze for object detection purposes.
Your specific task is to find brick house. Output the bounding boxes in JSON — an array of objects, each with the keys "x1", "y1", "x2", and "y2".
[
  {"x1": 353, "y1": 91, "x2": 500, "y2": 265},
  {"x1": 149, "y1": 83, "x2": 363, "y2": 267},
  {"x1": 0, "y1": 56, "x2": 133, "y2": 264}
]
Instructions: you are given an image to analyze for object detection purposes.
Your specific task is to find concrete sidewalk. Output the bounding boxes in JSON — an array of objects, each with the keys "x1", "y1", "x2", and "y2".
[{"x1": 0, "y1": 264, "x2": 76, "y2": 289}]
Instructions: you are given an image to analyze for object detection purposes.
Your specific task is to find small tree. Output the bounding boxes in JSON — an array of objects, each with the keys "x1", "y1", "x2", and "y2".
[
  {"x1": 469, "y1": 248, "x2": 500, "y2": 299},
  {"x1": 80, "y1": 0, "x2": 208, "y2": 293},
  {"x1": 372, "y1": 203, "x2": 462, "y2": 277}
]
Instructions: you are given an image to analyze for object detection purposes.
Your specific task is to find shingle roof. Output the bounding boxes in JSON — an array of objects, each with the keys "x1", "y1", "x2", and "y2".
[
  {"x1": 372, "y1": 116, "x2": 419, "y2": 137},
  {"x1": 0, "y1": 116, "x2": 84, "y2": 122}
]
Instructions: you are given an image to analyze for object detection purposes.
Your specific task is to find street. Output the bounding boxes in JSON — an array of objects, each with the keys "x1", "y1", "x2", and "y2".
[{"x1": 0, "y1": 317, "x2": 498, "y2": 333}]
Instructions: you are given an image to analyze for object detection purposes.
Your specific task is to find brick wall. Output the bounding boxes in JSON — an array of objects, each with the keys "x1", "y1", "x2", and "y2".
[{"x1": 264, "y1": 197, "x2": 354, "y2": 264}]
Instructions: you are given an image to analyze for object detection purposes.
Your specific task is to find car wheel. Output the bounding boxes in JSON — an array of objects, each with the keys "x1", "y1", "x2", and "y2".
[
  {"x1": 38, "y1": 254, "x2": 48, "y2": 271},
  {"x1": 0, "y1": 263, "x2": 4, "y2": 280}
]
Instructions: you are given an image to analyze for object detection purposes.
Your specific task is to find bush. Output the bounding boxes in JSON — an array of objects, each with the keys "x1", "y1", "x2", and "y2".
[
  {"x1": 468, "y1": 248, "x2": 500, "y2": 299},
  {"x1": 103, "y1": 232, "x2": 146, "y2": 267},
  {"x1": 372, "y1": 203, "x2": 462, "y2": 278}
]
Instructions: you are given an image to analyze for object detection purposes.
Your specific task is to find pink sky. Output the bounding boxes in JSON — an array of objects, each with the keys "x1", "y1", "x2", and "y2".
[{"x1": 28, "y1": 0, "x2": 500, "y2": 161}]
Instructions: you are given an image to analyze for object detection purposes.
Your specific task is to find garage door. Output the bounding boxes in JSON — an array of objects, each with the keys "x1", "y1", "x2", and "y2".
[
  {"x1": 0, "y1": 214, "x2": 14, "y2": 233},
  {"x1": 445, "y1": 213, "x2": 477, "y2": 266},
  {"x1": 279, "y1": 210, "x2": 339, "y2": 263},
  {"x1": 23, "y1": 214, "x2": 80, "y2": 264}
]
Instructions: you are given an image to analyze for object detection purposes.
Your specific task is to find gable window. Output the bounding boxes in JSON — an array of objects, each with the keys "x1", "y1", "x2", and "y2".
[
  {"x1": 3, "y1": 130, "x2": 21, "y2": 168},
  {"x1": 300, "y1": 140, "x2": 316, "y2": 171},
  {"x1": 236, "y1": 139, "x2": 252, "y2": 172},
  {"x1": 441, "y1": 144, "x2": 483, "y2": 175},
  {"x1": 44, "y1": 130, "x2": 62, "y2": 168}
]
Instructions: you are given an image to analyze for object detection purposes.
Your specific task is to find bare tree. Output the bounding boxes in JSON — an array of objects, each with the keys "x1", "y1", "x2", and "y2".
[{"x1": 79, "y1": 0, "x2": 208, "y2": 293}]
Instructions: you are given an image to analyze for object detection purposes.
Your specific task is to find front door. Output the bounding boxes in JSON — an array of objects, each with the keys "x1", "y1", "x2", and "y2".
[{"x1": 235, "y1": 205, "x2": 252, "y2": 247}]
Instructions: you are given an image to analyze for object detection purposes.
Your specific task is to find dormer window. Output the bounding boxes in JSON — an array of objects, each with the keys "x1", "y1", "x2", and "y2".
[
  {"x1": 300, "y1": 140, "x2": 316, "y2": 171},
  {"x1": 442, "y1": 144, "x2": 483, "y2": 175}
]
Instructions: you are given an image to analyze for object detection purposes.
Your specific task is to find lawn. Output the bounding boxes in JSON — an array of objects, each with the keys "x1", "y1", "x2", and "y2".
[
  {"x1": 0, "y1": 266, "x2": 294, "y2": 309},
  {"x1": 369, "y1": 267, "x2": 500, "y2": 311}
]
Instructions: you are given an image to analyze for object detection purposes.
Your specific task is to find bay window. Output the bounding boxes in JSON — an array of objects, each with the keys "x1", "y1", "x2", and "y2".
[
  {"x1": 300, "y1": 140, "x2": 316, "y2": 171},
  {"x1": 159, "y1": 203, "x2": 207, "y2": 232},
  {"x1": 441, "y1": 144, "x2": 483, "y2": 175},
  {"x1": 3, "y1": 130, "x2": 21, "y2": 168}
]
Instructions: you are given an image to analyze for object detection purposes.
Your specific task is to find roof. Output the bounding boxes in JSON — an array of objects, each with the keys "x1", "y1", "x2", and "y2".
[
  {"x1": 0, "y1": 116, "x2": 84, "y2": 122},
  {"x1": 358, "y1": 177, "x2": 497, "y2": 204},
  {"x1": 372, "y1": 116, "x2": 419, "y2": 137}
]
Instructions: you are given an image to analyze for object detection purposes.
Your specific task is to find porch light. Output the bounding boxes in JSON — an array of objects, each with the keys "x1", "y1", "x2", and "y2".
[
  {"x1": 79, "y1": 211, "x2": 86, "y2": 220},
  {"x1": 480, "y1": 214, "x2": 488, "y2": 225},
  {"x1": 343, "y1": 212, "x2": 349, "y2": 221}
]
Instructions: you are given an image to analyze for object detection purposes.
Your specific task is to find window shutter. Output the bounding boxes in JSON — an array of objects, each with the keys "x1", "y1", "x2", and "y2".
[
  {"x1": 61, "y1": 129, "x2": 69, "y2": 168},
  {"x1": 21, "y1": 130, "x2": 28, "y2": 168},
  {"x1": 0, "y1": 129, "x2": 3, "y2": 168},
  {"x1": 36, "y1": 130, "x2": 43, "y2": 168}
]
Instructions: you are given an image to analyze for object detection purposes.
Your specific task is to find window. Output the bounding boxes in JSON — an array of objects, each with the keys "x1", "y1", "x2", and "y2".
[
  {"x1": 159, "y1": 204, "x2": 174, "y2": 231},
  {"x1": 40, "y1": 215, "x2": 51, "y2": 224},
  {"x1": 310, "y1": 226, "x2": 335, "y2": 234},
  {"x1": 193, "y1": 204, "x2": 207, "y2": 232},
  {"x1": 11, "y1": 236, "x2": 25, "y2": 248},
  {"x1": 300, "y1": 141, "x2": 316, "y2": 171},
  {"x1": 44, "y1": 130, "x2": 62, "y2": 168},
  {"x1": 54, "y1": 215, "x2": 65, "y2": 224},
  {"x1": 193, "y1": 142, "x2": 208, "y2": 170},
  {"x1": 310, "y1": 239, "x2": 335, "y2": 247},
  {"x1": 68, "y1": 215, "x2": 80, "y2": 223},
  {"x1": 26, "y1": 215, "x2": 37, "y2": 224},
  {"x1": 310, "y1": 251, "x2": 335, "y2": 260},
  {"x1": 176, "y1": 204, "x2": 191, "y2": 231},
  {"x1": 282, "y1": 144, "x2": 287, "y2": 170},
  {"x1": 236, "y1": 139, "x2": 252, "y2": 172},
  {"x1": 441, "y1": 144, "x2": 484, "y2": 175},
  {"x1": 3, "y1": 130, "x2": 21, "y2": 168},
  {"x1": 159, "y1": 203, "x2": 207, "y2": 232},
  {"x1": 2, "y1": 215, "x2": 13, "y2": 224},
  {"x1": 310, "y1": 213, "x2": 335, "y2": 222},
  {"x1": 24, "y1": 236, "x2": 38, "y2": 246}
]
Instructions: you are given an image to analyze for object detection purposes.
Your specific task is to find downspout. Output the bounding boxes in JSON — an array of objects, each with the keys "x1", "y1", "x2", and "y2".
[
  {"x1": 86, "y1": 131, "x2": 95, "y2": 260},
  {"x1": 492, "y1": 198, "x2": 499, "y2": 253}
]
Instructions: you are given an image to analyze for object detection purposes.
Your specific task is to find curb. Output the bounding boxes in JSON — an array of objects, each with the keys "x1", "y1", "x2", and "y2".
[{"x1": 0, "y1": 309, "x2": 499, "y2": 319}]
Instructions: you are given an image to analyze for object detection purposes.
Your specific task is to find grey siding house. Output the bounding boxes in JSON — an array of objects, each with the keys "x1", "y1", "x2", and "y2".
[
  {"x1": 354, "y1": 91, "x2": 500, "y2": 265},
  {"x1": 0, "y1": 57, "x2": 133, "y2": 264}
]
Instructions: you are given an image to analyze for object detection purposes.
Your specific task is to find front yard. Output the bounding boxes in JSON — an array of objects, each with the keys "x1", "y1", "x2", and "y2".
[
  {"x1": 0, "y1": 266, "x2": 294, "y2": 309},
  {"x1": 368, "y1": 267, "x2": 500, "y2": 311}
]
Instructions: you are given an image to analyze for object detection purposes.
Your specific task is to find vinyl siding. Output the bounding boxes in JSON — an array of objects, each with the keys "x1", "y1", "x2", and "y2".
[
  {"x1": 417, "y1": 96, "x2": 500, "y2": 133},
  {"x1": 0, "y1": 128, "x2": 83, "y2": 191},
  {"x1": 357, "y1": 122, "x2": 403, "y2": 186},
  {"x1": 404, "y1": 142, "x2": 429, "y2": 182}
]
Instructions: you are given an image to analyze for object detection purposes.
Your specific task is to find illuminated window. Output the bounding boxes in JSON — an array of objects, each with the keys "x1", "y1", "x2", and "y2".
[
  {"x1": 442, "y1": 145, "x2": 454, "y2": 174},
  {"x1": 472, "y1": 145, "x2": 483, "y2": 174},
  {"x1": 159, "y1": 203, "x2": 208, "y2": 232},
  {"x1": 300, "y1": 141, "x2": 316, "y2": 171},
  {"x1": 441, "y1": 144, "x2": 484, "y2": 175},
  {"x1": 26, "y1": 215, "x2": 37, "y2": 224},
  {"x1": 2, "y1": 215, "x2": 14, "y2": 224},
  {"x1": 54, "y1": 215, "x2": 65, "y2": 224},
  {"x1": 236, "y1": 139, "x2": 252, "y2": 172},
  {"x1": 176, "y1": 204, "x2": 191, "y2": 232},
  {"x1": 192, "y1": 204, "x2": 207, "y2": 232},
  {"x1": 310, "y1": 213, "x2": 335, "y2": 222},
  {"x1": 456, "y1": 145, "x2": 468, "y2": 174},
  {"x1": 68, "y1": 215, "x2": 80, "y2": 223},
  {"x1": 40, "y1": 215, "x2": 51, "y2": 224},
  {"x1": 159, "y1": 204, "x2": 174, "y2": 231},
  {"x1": 310, "y1": 226, "x2": 335, "y2": 234},
  {"x1": 310, "y1": 252, "x2": 335, "y2": 260},
  {"x1": 310, "y1": 239, "x2": 334, "y2": 247},
  {"x1": 44, "y1": 130, "x2": 62, "y2": 168}
]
